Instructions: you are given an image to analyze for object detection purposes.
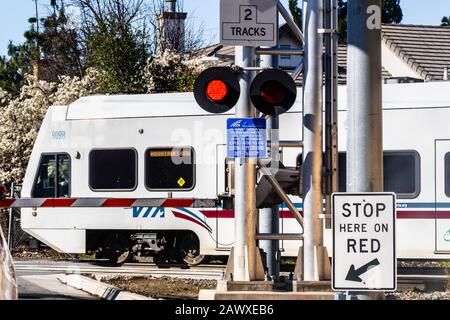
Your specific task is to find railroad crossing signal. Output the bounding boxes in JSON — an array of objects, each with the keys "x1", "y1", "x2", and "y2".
[
  {"x1": 194, "y1": 67, "x2": 297, "y2": 116},
  {"x1": 194, "y1": 67, "x2": 241, "y2": 114},
  {"x1": 250, "y1": 69, "x2": 297, "y2": 116}
]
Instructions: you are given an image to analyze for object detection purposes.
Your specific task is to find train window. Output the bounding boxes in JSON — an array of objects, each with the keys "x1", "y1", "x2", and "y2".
[
  {"x1": 32, "y1": 153, "x2": 71, "y2": 198},
  {"x1": 338, "y1": 151, "x2": 420, "y2": 198},
  {"x1": 384, "y1": 151, "x2": 420, "y2": 197},
  {"x1": 338, "y1": 153, "x2": 347, "y2": 192},
  {"x1": 145, "y1": 147, "x2": 195, "y2": 191},
  {"x1": 89, "y1": 149, "x2": 137, "y2": 191},
  {"x1": 445, "y1": 153, "x2": 450, "y2": 197}
]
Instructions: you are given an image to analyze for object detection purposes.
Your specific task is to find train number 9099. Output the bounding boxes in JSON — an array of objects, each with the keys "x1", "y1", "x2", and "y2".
[{"x1": 52, "y1": 130, "x2": 66, "y2": 140}]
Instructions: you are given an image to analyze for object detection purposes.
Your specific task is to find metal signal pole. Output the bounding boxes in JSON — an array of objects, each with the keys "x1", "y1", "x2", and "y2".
[
  {"x1": 347, "y1": 0, "x2": 383, "y2": 194},
  {"x1": 258, "y1": 49, "x2": 280, "y2": 281},
  {"x1": 302, "y1": 0, "x2": 325, "y2": 281},
  {"x1": 347, "y1": 0, "x2": 383, "y2": 299},
  {"x1": 233, "y1": 46, "x2": 258, "y2": 281}
]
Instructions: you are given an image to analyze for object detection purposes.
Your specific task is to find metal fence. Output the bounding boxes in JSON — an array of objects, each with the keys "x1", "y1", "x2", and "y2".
[{"x1": 6, "y1": 183, "x2": 37, "y2": 253}]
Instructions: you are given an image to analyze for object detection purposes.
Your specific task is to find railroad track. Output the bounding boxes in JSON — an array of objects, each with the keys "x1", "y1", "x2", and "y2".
[
  {"x1": 14, "y1": 260, "x2": 226, "y2": 280},
  {"x1": 14, "y1": 260, "x2": 450, "y2": 291},
  {"x1": 396, "y1": 267, "x2": 450, "y2": 292}
]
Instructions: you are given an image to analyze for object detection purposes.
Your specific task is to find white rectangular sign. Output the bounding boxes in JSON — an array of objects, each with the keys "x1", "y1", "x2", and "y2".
[
  {"x1": 332, "y1": 193, "x2": 397, "y2": 291},
  {"x1": 220, "y1": 0, "x2": 278, "y2": 47}
]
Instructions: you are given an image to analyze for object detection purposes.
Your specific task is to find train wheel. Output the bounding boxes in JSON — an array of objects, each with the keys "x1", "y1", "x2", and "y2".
[
  {"x1": 178, "y1": 233, "x2": 205, "y2": 266},
  {"x1": 103, "y1": 233, "x2": 131, "y2": 265}
]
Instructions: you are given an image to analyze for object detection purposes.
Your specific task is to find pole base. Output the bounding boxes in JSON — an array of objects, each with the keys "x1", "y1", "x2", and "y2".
[
  {"x1": 293, "y1": 245, "x2": 332, "y2": 281},
  {"x1": 199, "y1": 290, "x2": 338, "y2": 300},
  {"x1": 224, "y1": 246, "x2": 266, "y2": 281}
]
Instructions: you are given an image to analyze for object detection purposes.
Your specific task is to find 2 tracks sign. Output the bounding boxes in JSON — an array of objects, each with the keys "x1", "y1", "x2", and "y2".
[
  {"x1": 220, "y1": 0, "x2": 278, "y2": 47},
  {"x1": 332, "y1": 193, "x2": 397, "y2": 291}
]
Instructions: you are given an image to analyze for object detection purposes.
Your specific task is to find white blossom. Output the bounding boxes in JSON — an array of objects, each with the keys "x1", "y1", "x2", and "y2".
[
  {"x1": 0, "y1": 69, "x2": 100, "y2": 184},
  {"x1": 0, "y1": 51, "x2": 221, "y2": 185},
  {"x1": 143, "y1": 49, "x2": 222, "y2": 93}
]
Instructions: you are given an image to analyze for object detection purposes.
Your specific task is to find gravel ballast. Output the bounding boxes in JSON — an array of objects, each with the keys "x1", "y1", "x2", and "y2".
[{"x1": 102, "y1": 275, "x2": 217, "y2": 300}]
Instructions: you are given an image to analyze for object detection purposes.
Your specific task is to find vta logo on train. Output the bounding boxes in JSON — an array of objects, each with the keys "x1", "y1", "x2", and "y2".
[
  {"x1": 132, "y1": 207, "x2": 213, "y2": 233},
  {"x1": 133, "y1": 207, "x2": 165, "y2": 218}
]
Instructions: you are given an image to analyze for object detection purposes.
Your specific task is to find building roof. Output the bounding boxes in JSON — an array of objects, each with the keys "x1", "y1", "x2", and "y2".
[
  {"x1": 338, "y1": 45, "x2": 393, "y2": 84},
  {"x1": 197, "y1": 24, "x2": 450, "y2": 84},
  {"x1": 197, "y1": 43, "x2": 392, "y2": 85},
  {"x1": 382, "y1": 24, "x2": 450, "y2": 81}
]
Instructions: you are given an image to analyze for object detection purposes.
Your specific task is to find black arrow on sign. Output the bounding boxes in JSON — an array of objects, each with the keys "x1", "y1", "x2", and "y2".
[{"x1": 345, "y1": 258, "x2": 381, "y2": 283}]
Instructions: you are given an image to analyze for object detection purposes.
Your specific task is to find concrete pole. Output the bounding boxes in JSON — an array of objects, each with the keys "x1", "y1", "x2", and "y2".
[
  {"x1": 324, "y1": 0, "x2": 339, "y2": 229},
  {"x1": 234, "y1": 46, "x2": 257, "y2": 281},
  {"x1": 259, "y1": 121, "x2": 280, "y2": 281},
  {"x1": 258, "y1": 48, "x2": 280, "y2": 281},
  {"x1": 302, "y1": 0, "x2": 324, "y2": 281},
  {"x1": 347, "y1": 0, "x2": 383, "y2": 194},
  {"x1": 347, "y1": 0, "x2": 383, "y2": 299}
]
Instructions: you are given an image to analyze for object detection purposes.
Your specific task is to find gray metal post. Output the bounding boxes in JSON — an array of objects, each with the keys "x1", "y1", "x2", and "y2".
[
  {"x1": 302, "y1": 0, "x2": 325, "y2": 281},
  {"x1": 7, "y1": 182, "x2": 15, "y2": 251},
  {"x1": 259, "y1": 120, "x2": 280, "y2": 281},
  {"x1": 234, "y1": 46, "x2": 257, "y2": 281},
  {"x1": 324, "y1": 0, "x2": 339, "y2": 229},
  {"x1": 347, "y1": 0, "x2": 383, "y2": 193},
  {"x1": 347, "y1": 0, "x2": 383, "y2": 300},
  {"x1": 258, "y1": 48, "x2": 280, "y2": 281}
]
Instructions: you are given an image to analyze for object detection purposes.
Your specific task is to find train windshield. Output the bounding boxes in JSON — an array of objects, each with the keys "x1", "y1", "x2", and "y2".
[{"x1": 32, "y1": 153, "x2": 70, "y2": 198}]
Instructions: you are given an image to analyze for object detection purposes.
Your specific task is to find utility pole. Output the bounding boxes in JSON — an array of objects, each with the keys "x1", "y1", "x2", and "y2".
[
  {"x1": 234, "y1": 46, "x2": 258, "y2": 281},
  {"x1": 346, "y1": 0, "x2": 383, "y2": 299},
  {"x1": 302, "y1": 0, "x2": 326, "y2": 281},
  {"x1": 324, "y1": 0, "x2": 339, "y2": 230},
  {"x1": 347, "y1": 0, "x2": 383, "y2": 201},
  {"x1": 34, "y1": 0, "x2": 39, "y2": 35},
  {"x1": 259, "y1": 47, "x2": 280, "y2": 282}
]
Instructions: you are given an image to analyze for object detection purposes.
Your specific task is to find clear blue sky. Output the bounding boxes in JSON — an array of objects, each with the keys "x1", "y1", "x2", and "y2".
[{"x1": 1, "y1": 0, "x2": 450, "y2": 57}]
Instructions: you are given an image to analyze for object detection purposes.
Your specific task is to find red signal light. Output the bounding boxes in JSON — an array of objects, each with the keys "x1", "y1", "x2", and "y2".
[
  {"x1": 206, "y1": 80, "x2": 228, "y2": 102},
  {"x1": 260, "y1": 81, "x2": 286, "y2": 105},
  {"x1": 194, "y1": 67, "x2": 240, "y2": 114},
  {"x1": 250, "y1": 69, "x2": 297, "y2": 116}
]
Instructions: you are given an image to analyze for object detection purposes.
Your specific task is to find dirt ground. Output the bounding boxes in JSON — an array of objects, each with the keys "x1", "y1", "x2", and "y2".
[
  {"x1": 12, "y1": 245, "x2": 74, "y2": 260},
  {"x1": 387, "y1": 290, "x2": 450, "y2": 300},
  {"x1": 103, "y1": 275, "x2": 450, "y2": 300},
  {"x1": 103, "y1": 276, "x2": 217, "y2": 300}
]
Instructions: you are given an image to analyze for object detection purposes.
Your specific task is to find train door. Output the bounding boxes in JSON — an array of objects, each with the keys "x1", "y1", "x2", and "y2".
[
  {"x1": 215, "y1": 144, "x2": 234, "y2": 250},
  {"x1": 435, "y1": 140, "x2": 450, "y2": 253}
]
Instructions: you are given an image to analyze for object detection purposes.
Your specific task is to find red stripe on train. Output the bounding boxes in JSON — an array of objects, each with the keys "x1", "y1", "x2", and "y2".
[
  {"x1": 397, "y1": 211, "x2": 450, "y2": 219},
  {"x1": 201, "y1": 210, "x2": 450, "y2": 219},
  {"x1": 201, "y1": 210, "x2": 234, "y2": 218},
  {"x1": 436, "y1": 211, "x2": 450, "y2": 219}
]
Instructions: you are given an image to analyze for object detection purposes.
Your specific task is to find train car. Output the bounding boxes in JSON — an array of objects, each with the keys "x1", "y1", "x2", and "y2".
[{"x1": 20, "y1": 81, "x2": 450, "y2": 265}]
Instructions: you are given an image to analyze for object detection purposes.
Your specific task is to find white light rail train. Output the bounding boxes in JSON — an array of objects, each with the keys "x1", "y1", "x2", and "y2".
[{"x1": 21, "y1": 81, "x2": 450, "y2": 265}]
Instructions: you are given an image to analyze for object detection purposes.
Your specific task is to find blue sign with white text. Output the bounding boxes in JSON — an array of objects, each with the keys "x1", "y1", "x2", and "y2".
[{"x1": 227, "y1": 118, "x2": 267, "y2": 158}]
